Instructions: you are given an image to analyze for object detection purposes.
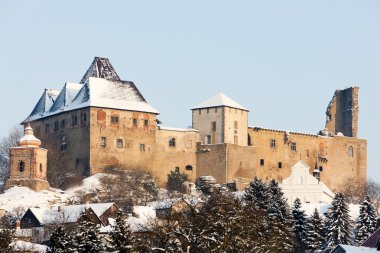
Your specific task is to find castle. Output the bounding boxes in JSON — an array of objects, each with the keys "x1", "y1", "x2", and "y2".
[{"x1": 8, "y1": 57, "x2": 366, "y2": 191}]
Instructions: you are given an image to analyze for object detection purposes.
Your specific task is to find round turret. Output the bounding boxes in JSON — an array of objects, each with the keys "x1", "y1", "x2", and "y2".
[{"x1": 18, "y1": 124, "x2": 41, "y2": 147}]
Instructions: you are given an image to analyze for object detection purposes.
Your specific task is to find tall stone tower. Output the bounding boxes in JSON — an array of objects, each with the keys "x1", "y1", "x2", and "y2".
[
  {"x1": 192, "y1": 93, "x2": 249, "y2": 146},
  {"x1": 6, "y1": 124, "x2": 50, "y2": 191},
  {"x1": 325, "y1": 87, "x2": 359, "y2": 137}
]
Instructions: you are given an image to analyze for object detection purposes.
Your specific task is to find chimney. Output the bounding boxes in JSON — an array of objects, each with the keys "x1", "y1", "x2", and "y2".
[{"x1": 16, "y1": 220, "x2": 20, "y2": 230}]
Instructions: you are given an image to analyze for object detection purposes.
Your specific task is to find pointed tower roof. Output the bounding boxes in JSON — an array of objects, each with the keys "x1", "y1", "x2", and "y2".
[
  {"x1": 192, "y1": 93, "x2": 248, "y2": 111},
  {"x1": 30, "y1": 89, "x2": 61, "y2": 116},
  {"x1": 80, "y1": 57, "x2": 121, "y2": 84},
  {"x1": 18, "y1": 124, "x2": 41, "y2": 147}
]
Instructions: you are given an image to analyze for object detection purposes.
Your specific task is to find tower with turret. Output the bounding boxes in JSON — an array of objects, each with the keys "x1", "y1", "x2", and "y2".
[{"x1": 6, "y1": 124, "x2": 50, "y2": 191}]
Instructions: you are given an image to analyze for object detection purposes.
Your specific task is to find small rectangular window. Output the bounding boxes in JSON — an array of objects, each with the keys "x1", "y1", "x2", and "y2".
[
  {"x1": 207, "y1": 108, "x2": 209, "y2": 114},
  {"x1": 260, "y1": 159, "x2": 264, "y2": 166},
  {"x1": 133, "y1": 118, "x2": 138, "y2": 126},
  {"x1": 270, "y1": 139, "x2": 276, "y2": 148},
  {"x1": 36, "y1": 126, "x2": 41, "y2": 133},
  {"x1": 215, "y1": 108, "x2": 217, "y2": 113},
  {"x1": 199, "y1": 109, "x2": 201, "y2": 115},
  {"x1": 211, "y1": 121, "x2": 216, "y2": 132},
  {"x1": 45, "y1": 124, "x2": 50, "y2": 133},
  {"x1": 54, "y1": 122, "x2": 59, "y2": 131},
  {"x1": 140, "y1": 143, "x2": 145, "y2": 151},
  {"x1": 186, "y1": 140, "x2": 193, "y2": 148},
  {"x1": 111, "y1": 116, "x2": 119, "y2": 124},
  {"x1": 169, "y1": 138, "x2": 176, "y2": 147},
  {"x1": 206, "y1": 135, "x2": 211, "y2": 144},
  {"x1": 291, "y1": 142, "x2": 297, "y2": 151},
  {"x1": 60, "y1": 120, "x2": 65, "y2": 129},
  {"x1": 144, "y1": 119, "x2": 149, "y2": 127},
  {"x1": 61, "y1": 136, "x2": 67, "y2": 151},
  {"x1": 100, "y1": 137, "x2": 106, "y2": 147},
  {"x1": 278, "y1": 162, "x2": 282, "y2": 169},
  {"x1": 234, "y1": 135, "x2": 238, "y2": 145},
  {"x1": 234, "y1": 121, "x2": 238, "y2": 129},
  {"x1": 72, "y1": 116, "x2": 78, "y2": 126},
  {"x1": 116, "y1": 139, "x2": 124, "y2": 148}
]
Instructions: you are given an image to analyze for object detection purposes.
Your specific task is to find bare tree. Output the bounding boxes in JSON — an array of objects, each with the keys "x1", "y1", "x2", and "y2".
[{"x1": 0, "y1": 126, "x2": 23, "y2": 188}]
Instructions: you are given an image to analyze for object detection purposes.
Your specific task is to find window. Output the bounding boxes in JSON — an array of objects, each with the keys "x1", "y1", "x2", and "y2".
[
  {"x1": 133, "y1": 118, "x2": 138, "y2": 126},
  {"x1": 348, "y1": 146, "x2": 354, "y2": 157},
  {"x1": 83, "y1": 113, "x2": 87, "y2": 122},
  {"x1": 169, "y1": 138, "x2": 176, "y2": 147},
  {"x1": 278, "y1": 162, "x2": 282, "y2": 169},
  {"x1": 291, "y1": 142, "x2": 297, "y2": 151},
  {"x1": 111, "y1": 116, "x2": 119, "y2": 124},
  {"x1": 76, "y1": 158, "x2": 80, "y2": 166},
  {"x1": 61, "y1": 136, "x2": 67, "y2": 151},
  {"x1": 39, "y1": 163, "x2": 43, "y2": 172},
  {"x1": 206, "y1": 135, "x2": 211, "y2": 144},
  {"x1": 186, "y1": 165, "x2": 193, "y2": 171},
  {"x1": 319, "y1": 166, "x2": 323, "y2": 172},
  {"x1": 207, "y1": 108, "x2": 209, "y2": 114},
  {"x1": 186, "y1": 140, "x2": 193, "y2": 148},
  {"x1": 100, "y1": 137, "x2": 106, "y2": 147},
  {"x1": 234, "y1": 135, "x2": 238, "y2": 144},
  {"x1": 19, "y1": 161, "x2": 25, "y2": 172},
  {"x1": 60, "y1": 120, "x2": 65, "y2": 129},
  {"x1": 45, "y1": 124, "x2": 50, "y2": 133},
  {"x1": 144, "y1": 119, "x2": 149, "y2": 127},
  {"x1": 116, "y1": 139, "x2": 124, "y2": 148},
  {"x1": 54, "y1": 122, "x2": 59, "y2": 131},
  {"x1": 260, "y1": 159, "x2": 264, "y2": 166},
  {"x1": 72, "y1": 116, "x2": 78, "y2": 126},
  {"x1": 234, "y1": 121, "x2": 238, "y2": 129},
  {"x1": 211, "y1": 121, "x2": 216, "y2": 132},
  {"x1": 270, "y1": 139, "x2": 276, "y2": 148},
  {"x1": 140, "y1": 143, "x2": 146, "y2": 151},
  {"x1": 199, "y1": 109, "x2": 201, "y2": 114},
  {"x1": 215, "y1": 108, "x2": 218, "y2": 113},
  {"x1": 36, "y1": 126, "x2": 41, "y2": 133}
]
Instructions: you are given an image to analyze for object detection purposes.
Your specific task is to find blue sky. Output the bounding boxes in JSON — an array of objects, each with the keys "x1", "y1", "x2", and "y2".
[{"x1": 1, "y1": 1, "x2": 379, "y2": 181}]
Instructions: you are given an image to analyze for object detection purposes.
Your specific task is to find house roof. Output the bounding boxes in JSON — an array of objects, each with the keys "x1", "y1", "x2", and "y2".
[
  {"x1": 361, "y1": 228, "x2": 380, "y2": 248},
  {"x1": 25, "y1": 57, "x2": 159, "y2": 123},
  {"x1": 27, "y1": 203, "x2": 115, "y2": 225},
  {"x1": 192, "y1": 93, "x2": 248, "y2": 111},
  {"x1": 332, "y1": 244, "x2": 373, "y2": 252}
]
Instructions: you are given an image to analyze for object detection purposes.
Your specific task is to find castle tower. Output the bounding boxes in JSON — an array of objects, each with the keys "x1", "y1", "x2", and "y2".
[
  {"x1": 6, "y1": 124, "x2": 50, "y2": 191},
  {"x1": 192, "y1": 93, "x2": 249, "y2": 146},
  {"x1": 325, "y1": 87, "x2": 359, "y2": 137}
]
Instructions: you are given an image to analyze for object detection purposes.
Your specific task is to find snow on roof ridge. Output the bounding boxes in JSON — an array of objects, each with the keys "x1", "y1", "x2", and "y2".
[
  {"x1": 192, "y1": 93, "x2": 248, "y2": 111},
  {"x1": 159, "y1": 126, "x2": 199, "y2": 132},
  {"x1": 80, "y1": 57, "x2": 121, "y2": 84}
]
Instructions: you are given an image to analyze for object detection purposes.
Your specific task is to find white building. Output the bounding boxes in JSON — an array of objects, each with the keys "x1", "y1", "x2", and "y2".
[{"x1": 281, "y1": 160, "x2": 335, "y2": 205}]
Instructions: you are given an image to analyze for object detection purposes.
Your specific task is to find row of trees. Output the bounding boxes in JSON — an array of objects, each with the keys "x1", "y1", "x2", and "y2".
[{"x1": 46, "y1": 177, "x2": 379, "y2": 253}]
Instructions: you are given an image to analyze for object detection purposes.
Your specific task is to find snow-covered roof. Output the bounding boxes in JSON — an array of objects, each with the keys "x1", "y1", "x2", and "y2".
[
  {"x1": 28, "y1": 203, "x2": 115, "y2": 225},
  {"x1": 192, "y1": 93, "x2": 249, "y2": 111},
  {"x1": 25, "y1": 57, "x2": 159, "y2": 123},
  {"x1": 158, "y1": 126, "x2": 199, "y2": 132},
  {"x1": 333, "y1": 244, "x2": 373, "y2": 252},
  {"x1": 11, "y1": 240, "x2": 47, "y2": 253}
]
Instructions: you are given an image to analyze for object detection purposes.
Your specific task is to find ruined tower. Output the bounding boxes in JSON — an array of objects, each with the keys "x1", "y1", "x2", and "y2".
[
  {"x1": 6, "y1": 124, "x2": 50, "y2": 191},
  {"x1": 325, "y1": 87, "x2": 359, "y2": 137}
]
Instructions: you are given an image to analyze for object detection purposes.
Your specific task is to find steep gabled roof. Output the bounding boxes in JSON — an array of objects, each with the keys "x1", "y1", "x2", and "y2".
[
  {"x1": 192, "y1": 93, "x2": 248, "y2": 111},
  {"x1": 29, "y1": 89, "x2": 61, "y2": 116},
  {"x1": 80, "y1": 57, "x2": 121, "y2": 84},
  {"x1": 49, "y1": 83, "x2": 83, "y2": 113}
]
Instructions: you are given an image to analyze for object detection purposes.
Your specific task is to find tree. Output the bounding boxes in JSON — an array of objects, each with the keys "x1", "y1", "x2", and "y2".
[
  {"x1": 353, "y1": 195, "x2": 377, "y2": 245},
  {"x1": 47, "y1": 226, "x2": 73, "y2": 253},
  {"x1": 0, "y1": 126, "x2": 23, "y2": 188},
  {"x1": 73, "y1": 209, "x2": 104, "y2": 253},
  {"x1": 109, "y1": 210, "x2": 136, "y2": 252},
  {"x1": 167, "y1": 170, "x2": 188, "y2": 193},
  {"x1": 305, "y1": 208, "x2": 324, "y2": 253},
  {"x1": 324, "y1": 193, "x2": 353, "y2": 249},
  {"x1": 0, "y1": 229, "x2": 13, "y2": 253},
  {"x1": 292, "y1": 198, "x2": 307, "y2": 252},
  {"x1": 243, "y1": 177, "x2": 269, "y2": 210}
]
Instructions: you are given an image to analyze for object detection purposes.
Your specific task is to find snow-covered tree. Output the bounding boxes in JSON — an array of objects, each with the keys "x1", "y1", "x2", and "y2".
[
  {"x1": 292, "y1": 198, "x2": 307, "y2": 252},
  {"x1": 244, "y1": 176, "x2": 269, "y2": 210},
  {"x1": 354, "y1": 195, "x2": 377, "y2": 245},
  {"x1": 47, "y1": 226, "x2": 73, "y2": 253},
  {"x1": 305, "y1": 208, "x2": 324, "y2": 252},
  {"x1": 324, "y1": 193, "x2": 353, "y2": 249},
  {"x1": 265, "y1": 179, "x2": 296, "y2": 253},
  {"x1": 109, "y1": 210, "x2": 136, "y2": 252},
  {"x1": 167, "y1": 170, "x2": 188, "y2": 193},
  {"x1": 0, "y1": 229, "x2": 13, "y2": 253},
  {"x1": 73, "y1": 209, "x2": 104, "y2": 253}
]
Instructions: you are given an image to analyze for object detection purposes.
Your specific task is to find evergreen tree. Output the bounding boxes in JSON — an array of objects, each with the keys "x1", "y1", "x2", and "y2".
[
  {"x1": 292, "y1": 198, "x2": 307, "y2": 252},
  {"x1": 47, "y1": 226, "x2": 73, "y2": 253},
  {"x1": 305, "y1": 208, "x2": 324, "y2": 253},
  {"x1": 244, "y1": 177, "x2": 269, "y2": 210},
  {"x1": 265, "y1": 179, "x2": 296, "y2": 253},
  {"x1": 324, "y1": 193, "x2": 353, "y2": 249},
  {"x1": 0, "y1": 229, "x2": 13, "y2": 253},
  {"x1": 109, "y1": 209, "x2": 136, "y2": 252},
  {"x1": 167, "y1": 170, "x2": 188, "y2": 193},
  {"x1": 73, "y1": 209, "x2": 104, "y2": 253},
  {"x1": 354, "y1": 195, "x2": 377, "y2": 245}
]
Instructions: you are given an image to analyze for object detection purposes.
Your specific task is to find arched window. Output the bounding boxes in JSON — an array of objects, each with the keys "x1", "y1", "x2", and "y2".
[
  {"x1": 348, "y1": 146, "x2": 354, "y2": 157},
  {"x1": 19, "y1": 162, "x2": 25, "y2": 172},
  {"x1": 185, "y1": 165, "x2": 193, "y2": 171},
  {"x1": 39, "y1": 163, "x2": 43, "y2": 173}
]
